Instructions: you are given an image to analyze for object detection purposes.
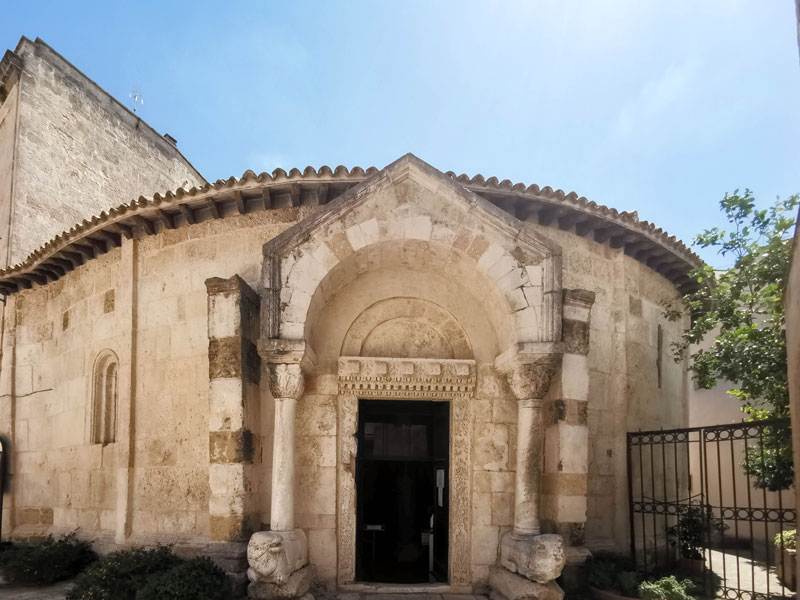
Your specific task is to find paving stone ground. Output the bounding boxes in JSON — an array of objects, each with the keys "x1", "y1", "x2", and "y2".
[
  {"x1": 0, "y1": 587, "x2": 488, "y2": 600},
  {"x1": 0, "y1": 580, "x2": 74, "y2": 599}
]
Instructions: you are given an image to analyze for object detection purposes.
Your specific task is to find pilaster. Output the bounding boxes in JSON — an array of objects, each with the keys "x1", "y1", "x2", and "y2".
[
  {"x1": 541, "y1": 289, "x2": 595, "y2": 586},
  {"x1": 205, "y1": 275, "x2": 261, "y2": 543}
]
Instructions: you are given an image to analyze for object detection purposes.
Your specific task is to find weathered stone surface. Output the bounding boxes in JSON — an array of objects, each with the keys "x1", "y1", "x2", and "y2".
[
  {"x1": 499, "y1": 533, "x2": 566, "y2": 584},
  {"x1": 4, "y1": 37, "x2": 204, "y2": 265},
  {"x1": 209, "y1": 430, "x2": 254, "y2": 464},
  {"x1": 247, "y1": 530, "x2": 308, "y2": 585},
  {"x1": 489, "y1": 566, "x2": 564, "y2": 600},
  {"x1": 0, "y1": 69, "x2": 693, "y2": 597},
  {"x1": 247, "y1": 564, "x2": 312, "y2": 599}
]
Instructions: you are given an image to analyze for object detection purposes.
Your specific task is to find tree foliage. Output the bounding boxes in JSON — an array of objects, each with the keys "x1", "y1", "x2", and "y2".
[{"x1": 664, "y1": 190, "x2": 799, "y2": 490}]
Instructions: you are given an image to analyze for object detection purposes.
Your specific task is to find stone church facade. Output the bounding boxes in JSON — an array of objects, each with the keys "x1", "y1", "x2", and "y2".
[{"x1": 0, "y1": 38, "x2": 698, "y2": 599}]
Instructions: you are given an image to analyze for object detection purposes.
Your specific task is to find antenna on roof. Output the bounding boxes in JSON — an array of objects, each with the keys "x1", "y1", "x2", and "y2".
[{"x1": 129, "y1": 88, "x2": 144, "y2": 114}]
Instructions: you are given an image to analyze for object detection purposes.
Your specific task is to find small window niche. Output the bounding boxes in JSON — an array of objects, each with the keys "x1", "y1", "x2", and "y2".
[{"x1": 91, "y1": 350, "x2": 118, "y2": 444}]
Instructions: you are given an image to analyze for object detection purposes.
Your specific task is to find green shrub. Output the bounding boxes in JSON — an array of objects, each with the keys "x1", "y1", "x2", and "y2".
[
  {"x1": 638, "y1": 575, "x2": 695, "y2": 600},
  {"x1": 775, "y1": 529, "x2": 796, "y2": 550},
  {"x1": 137, "y1": 557, "x2": 232, "y2": 600},
  {"x1": 0, "y1": 534, "x2": 96, "y2": 585},
  {"x1": 67, "y1": 546, "x2": 182, "y2": 600},
  {"x1": 67, "y1": 547, "x2": 231, "y2": 600},
  {"x1": 586, "y1": 552, "x2": 643, "y2": 597}
]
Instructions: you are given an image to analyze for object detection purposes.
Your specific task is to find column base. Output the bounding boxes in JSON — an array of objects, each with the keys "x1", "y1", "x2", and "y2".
[
  {"x1": 490, "y1": 566, "x2": 564, "y2": 600},
  {"x1": 499, "y1": 531, "x2": 567, "y2": 584},
  {"x1": 247, "y1": 530, "x2": 308, "y2": 589},
  {"x1": 248, "y1": 564, "x2": 313, "y2": 599}
]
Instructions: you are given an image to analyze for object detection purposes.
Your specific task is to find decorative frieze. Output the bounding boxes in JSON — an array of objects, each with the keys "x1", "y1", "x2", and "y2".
[{"x1": 337, "y1": 356, "x2": 476, "y2": 399}]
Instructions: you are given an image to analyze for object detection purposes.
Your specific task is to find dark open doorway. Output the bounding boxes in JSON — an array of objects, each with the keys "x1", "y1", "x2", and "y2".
[{"x1": 355, "y1": 399, "x2": 449, "y2": 584}]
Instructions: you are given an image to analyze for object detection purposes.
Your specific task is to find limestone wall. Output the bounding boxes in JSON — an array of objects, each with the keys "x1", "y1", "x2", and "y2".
[
  {"x1": 0, "y1": 207, "x2": 314, "y2": 546},
  {"x1": 6, "y1": 38, "x2": 205, "y2": 266},
  {"x1": 0, "y1": 79, "x2": 18, "y2": 267},
  {"x1": 0, "y1": 196, "x2": 687, "y2": 584},
  {"x1": 528, "y1": 224, "x2": 688, "y2": 553},
  {"x1": 0, "y1": 247, "x2": 126, "y2": 539}
]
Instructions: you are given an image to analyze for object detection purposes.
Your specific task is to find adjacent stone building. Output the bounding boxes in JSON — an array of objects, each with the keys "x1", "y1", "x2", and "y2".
[{"x1": 0, "y1": 37, "x2": 700, "y2": 599}]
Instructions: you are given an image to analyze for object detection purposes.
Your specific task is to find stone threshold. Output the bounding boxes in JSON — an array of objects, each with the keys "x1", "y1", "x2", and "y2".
[{"x1": 338, "y1": 583, "x2": 474, "y2": 595}]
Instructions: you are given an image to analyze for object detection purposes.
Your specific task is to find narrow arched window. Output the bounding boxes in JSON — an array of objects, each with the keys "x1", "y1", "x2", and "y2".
[{"x1": 91, "y1": 351, "x2": 118, "y2": 444}]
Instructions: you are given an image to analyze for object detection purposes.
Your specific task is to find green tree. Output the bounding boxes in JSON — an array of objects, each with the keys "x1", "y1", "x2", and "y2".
[{"x1": 665, "y1": 190, "x2": 799, "y2": 491}]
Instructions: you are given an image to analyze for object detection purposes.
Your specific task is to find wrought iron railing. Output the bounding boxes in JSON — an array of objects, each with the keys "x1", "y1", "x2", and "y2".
[{"x1": 628, "y1": 419, "x2": 795, "y2": 600}]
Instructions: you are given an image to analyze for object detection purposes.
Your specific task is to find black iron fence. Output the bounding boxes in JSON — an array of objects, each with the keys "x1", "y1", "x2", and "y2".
[{"x1": 628, "y1": 419, "x2": 796, "y2": 600}]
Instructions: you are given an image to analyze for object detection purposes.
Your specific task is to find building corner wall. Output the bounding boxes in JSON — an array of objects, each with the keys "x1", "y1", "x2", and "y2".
[{"x1": 8, "y1": 37, "x2": 206, "y2": 266}]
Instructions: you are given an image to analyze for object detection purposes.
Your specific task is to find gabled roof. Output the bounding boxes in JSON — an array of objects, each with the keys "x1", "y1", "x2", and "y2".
[{"x1": 0, "y1": 153, "x2": 702, "y2": 295}]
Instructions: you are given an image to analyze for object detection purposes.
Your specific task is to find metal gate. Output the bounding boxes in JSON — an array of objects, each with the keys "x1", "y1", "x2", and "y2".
[{"x1": 628, "y1": 419, "x2": 796, "y2": 600}]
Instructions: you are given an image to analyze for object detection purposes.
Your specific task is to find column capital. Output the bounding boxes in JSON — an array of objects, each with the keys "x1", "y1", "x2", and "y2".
[
  {"x1": 267, "y1": 363, "x2": 304, "y2": 400},
  {"x1": 258, "y1": 337, "x2": 316, "y2": 373},
  {"x1": 506, "y1": 356, "x2": 561, "y2": 401}
]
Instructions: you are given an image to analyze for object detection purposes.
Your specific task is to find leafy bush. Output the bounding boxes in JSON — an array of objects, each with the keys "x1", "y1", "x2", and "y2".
[
  {"x1": 587, "y1": 552, "x2": 643, "y2": 597},
  {"x1": 67, "y1": 547, "x2": 182, "y2": 600},
  {"x1": 667, "y1": 504, "x2": 726, "y2": 559},
  {"x1": 775, "y1": 529, "x2": 796, "y2": 550},
  {"x1": 0, "y1": 534, "x2": 96, "y2": 584},
  {"x1": 67, "y1": 547, "x2": 231, "y2": 600},
  {"x1": 638, "y1": 575, "x2": 695, "y2": 600},
  {"x1": 137, "y1": 557, "x2": 232, "y2": 600}
]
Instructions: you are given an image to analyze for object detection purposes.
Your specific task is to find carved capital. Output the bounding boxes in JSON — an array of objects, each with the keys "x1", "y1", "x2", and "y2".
[
  {"x1": 507, "y1": 355, "x2": 560, "y2": 400},
  {"x1": 267, "y1": 363, "x2": 304, "y2": 400}
]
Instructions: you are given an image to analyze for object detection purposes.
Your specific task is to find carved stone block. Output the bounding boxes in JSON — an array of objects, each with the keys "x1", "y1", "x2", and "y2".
[
  {"x1": 247, "y1": 530, "x2": 308, "y2": 586},
  {"x1": 499, "y1": 532, "x2": 566, "y2": 584},
  {"x1": 247, "y1": 564, "x2": 313, "y2": 599},
  {"x1": 490, "y1": 566, "x2": 564, "y2": 600}
]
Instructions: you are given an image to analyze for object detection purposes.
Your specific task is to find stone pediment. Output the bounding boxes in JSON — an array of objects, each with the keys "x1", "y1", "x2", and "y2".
[
  {"x1": 262, "y1": 153, "x2": 559, "y2": 269},
  {"x1": 260, "y1": 154, "x2": 563, "y2": 357}
]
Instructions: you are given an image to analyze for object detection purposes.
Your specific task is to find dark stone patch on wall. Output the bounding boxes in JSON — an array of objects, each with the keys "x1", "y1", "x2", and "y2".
[
  {"x1": 562, "y1": 319, "x2": 590, "y2": 355},
  {"x1": 209, "y1": 429, "x2": 254, "y2": 464},
  {"x1": 208, "y1": 337, "x2": 242, "y2": 379},
  {"x1": 628, "y1": 295, "x2": 642, "y2": 318},
  {"x1": 104, "y1": 289, "x2": 115, "y2": 313}
]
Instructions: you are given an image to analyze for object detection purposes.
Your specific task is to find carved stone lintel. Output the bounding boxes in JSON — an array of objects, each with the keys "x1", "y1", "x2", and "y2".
[
  {"x1": 506, "y1": 356, "x2": 561, "y2": 401},
  {"x1": 247, "y1": 530, "x2": 308, "y2": 586},
  {"x1": 499, "y1": 531, "x2": 567, "y2": 584},
  {"x1": 267, "y1": 363, "x2": 304, "y2": 400}
]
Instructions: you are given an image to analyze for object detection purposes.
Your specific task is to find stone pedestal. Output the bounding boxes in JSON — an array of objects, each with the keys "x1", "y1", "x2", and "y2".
[
  {"x1": 490, "y1": 566, "x2": 564, "y2": 600},
  {"x1": 248, "y1": 565, "x2": 313, "y2": 600},
  {"x1": 247, "y1": 530, "x2": 312, "y2": 599},
  {"x1": 499, "y1": 532, "x2": 566, "y2": 584}
]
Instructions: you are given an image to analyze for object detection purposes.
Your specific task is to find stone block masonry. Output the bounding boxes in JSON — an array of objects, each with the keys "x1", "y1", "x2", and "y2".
[{"x1": 0, "y1": 37, "x2": 205, "y2": 266}]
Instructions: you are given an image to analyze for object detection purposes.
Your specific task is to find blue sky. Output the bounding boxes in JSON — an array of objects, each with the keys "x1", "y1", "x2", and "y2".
[{"x1": 2, "y1": 1, "x2": 799, "y2": 266}]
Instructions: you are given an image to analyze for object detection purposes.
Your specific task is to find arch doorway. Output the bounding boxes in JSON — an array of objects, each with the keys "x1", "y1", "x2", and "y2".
[{"x1": 355, "y1": 399, "x2": 449, "y2": 583}]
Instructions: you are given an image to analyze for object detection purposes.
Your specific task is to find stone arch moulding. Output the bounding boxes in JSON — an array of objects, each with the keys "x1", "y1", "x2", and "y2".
[
  {"x1": 88, "y1": 349, "x2": 119, "y2": 445},
  {"x1": 252, "y1": 154, "x2": 568, "y2": 595},
  {"x1": 258, "y1": 153, "x2": 565, "y2": 367}
]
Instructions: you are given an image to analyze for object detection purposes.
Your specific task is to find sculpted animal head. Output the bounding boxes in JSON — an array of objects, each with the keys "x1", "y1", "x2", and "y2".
[{"x1": 248, "y1": 532, "x2": 289, "y2": 584}]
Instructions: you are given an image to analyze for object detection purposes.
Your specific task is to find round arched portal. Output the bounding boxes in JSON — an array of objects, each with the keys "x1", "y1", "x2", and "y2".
[{"x1": 298, "y1": 238, "x2": 516, "y2": 586}]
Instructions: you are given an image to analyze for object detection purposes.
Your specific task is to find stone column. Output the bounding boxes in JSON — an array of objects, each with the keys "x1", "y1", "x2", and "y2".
[
  {"x1": 267, "y1": 363, "x2": 303, "y2": 532},
  {"x1": 492, "y1": 346, "x2": 567, "y2": 600},
  {"x1": 247, "y1": 339, "x2": 313, "y2": 600},
  {"x1": 507, "y1": 361, "x2": 558, "y2": 537}
]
